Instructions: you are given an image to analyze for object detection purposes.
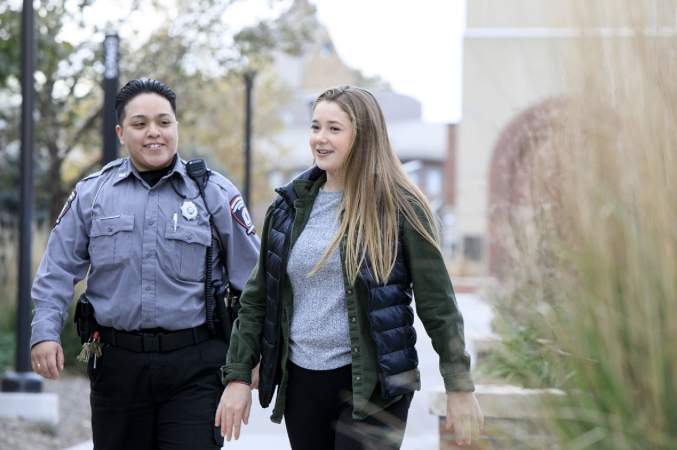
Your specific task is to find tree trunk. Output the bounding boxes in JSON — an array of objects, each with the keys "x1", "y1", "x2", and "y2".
[{"x1": 48, "y1": 151, "x2": 65, "y2": 226}]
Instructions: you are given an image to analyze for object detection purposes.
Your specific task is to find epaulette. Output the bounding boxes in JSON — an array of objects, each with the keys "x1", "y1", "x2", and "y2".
[
  {"x1": 81, "y1": 158, "x2": 126, "y2": 181},
  {"x1": 206, "y1": 169, "x2": 237, "y2": 194}
]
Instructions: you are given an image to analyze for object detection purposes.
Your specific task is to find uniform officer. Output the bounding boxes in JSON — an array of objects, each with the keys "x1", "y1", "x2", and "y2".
[{"x1": 29, "y1": 78, "x2": 260, "y2": 449}]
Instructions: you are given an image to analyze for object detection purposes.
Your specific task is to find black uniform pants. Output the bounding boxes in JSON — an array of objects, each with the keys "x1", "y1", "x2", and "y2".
[
  {"x1": 284, "y1": 361, "x2": 412, "y2": 450},
  {"x1": 87, "y1": 337, "x2": 227, "y2": 450}
]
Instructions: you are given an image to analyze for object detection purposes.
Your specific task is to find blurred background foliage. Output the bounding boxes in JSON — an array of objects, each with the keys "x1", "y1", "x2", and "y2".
[
  {"x1": 0, "y1": 0, "x2": 318, "y2": 373},
  {"x1": 0, "y1": 0, "x2": 318, "y2": 225},
  {"x1": 482, "y1": 1, "x2": 677, "y2": 448}
]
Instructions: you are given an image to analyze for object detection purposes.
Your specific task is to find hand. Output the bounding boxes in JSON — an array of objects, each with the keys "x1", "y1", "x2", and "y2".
[
  {"x1": 446, "y1": 391, "x2": 484, "y2": 446},
  {"x1": 215, "y1": 381, "x2": 253, "y2": 441},
  {"x1": 251, "y1": 361, "x2": 261, "y2": 390},
  {"x1": 31, "y1": 341, "x2": 64, "y2": 380}
]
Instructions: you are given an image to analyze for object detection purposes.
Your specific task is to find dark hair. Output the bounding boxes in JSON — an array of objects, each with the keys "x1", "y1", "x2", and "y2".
[{"x1": 115, "y1": 78, "x2": 177, "y2": 125}]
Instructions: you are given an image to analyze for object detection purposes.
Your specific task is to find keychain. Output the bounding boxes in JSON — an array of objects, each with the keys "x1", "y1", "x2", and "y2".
[{"x1": 77, "y1": 331, "x2": 103, "y2": 367}]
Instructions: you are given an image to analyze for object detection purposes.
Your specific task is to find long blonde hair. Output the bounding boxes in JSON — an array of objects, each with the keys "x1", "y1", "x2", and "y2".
[{"x1": 312, "y1": 85, "x2": 441, "y2": 284}]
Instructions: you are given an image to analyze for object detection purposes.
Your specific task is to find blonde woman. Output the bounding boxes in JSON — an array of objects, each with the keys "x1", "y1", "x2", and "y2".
[{"x1": 216, "y1": 85, "x2": 483, "y2": 449}]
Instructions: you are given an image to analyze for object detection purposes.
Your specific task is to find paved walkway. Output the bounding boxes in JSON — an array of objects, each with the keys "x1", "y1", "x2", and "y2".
[{"x1": 63, "y1": 293, "x2": 493, "y2": 450}]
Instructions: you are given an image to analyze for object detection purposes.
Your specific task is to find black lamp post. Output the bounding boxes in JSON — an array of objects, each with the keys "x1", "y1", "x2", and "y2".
[
  {"x1": 243, "y1": 69, "x2": 256, "y2": 210},
  {"x1": 102, "y1": 28, "x2": 120, "y2": 166},
  {"x1": 2, "y1": 0, "x2": 41, "y2": 393}
]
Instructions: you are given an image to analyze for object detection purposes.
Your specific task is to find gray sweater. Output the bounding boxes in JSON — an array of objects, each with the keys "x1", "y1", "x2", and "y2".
[{"x1": 286, "y1": 188, "x2": 352, "y2": 370}]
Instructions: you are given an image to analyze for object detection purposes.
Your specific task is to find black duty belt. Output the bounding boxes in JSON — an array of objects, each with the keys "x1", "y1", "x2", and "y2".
[{"x1": 97, "y1": 324, "x2": 211, "y2": 353}]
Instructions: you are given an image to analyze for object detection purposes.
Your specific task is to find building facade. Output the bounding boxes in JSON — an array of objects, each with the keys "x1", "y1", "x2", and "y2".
[{"x1": 457, "y1": 0, "x2": 676, "y2": 275}]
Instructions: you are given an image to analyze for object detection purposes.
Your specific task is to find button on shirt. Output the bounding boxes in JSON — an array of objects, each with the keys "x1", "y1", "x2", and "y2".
[{"x1": 30, "y1": 156, "x2": 260, "y2": 347}]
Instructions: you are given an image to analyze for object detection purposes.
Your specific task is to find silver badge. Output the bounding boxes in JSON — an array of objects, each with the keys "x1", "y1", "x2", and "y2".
[{"x1": 181, "y1": 201, "x2": 198, "y2": 220}]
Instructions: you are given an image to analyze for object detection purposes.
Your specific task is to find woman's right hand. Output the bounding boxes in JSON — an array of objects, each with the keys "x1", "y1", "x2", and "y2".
[
  {"x1": 251, "y1": 361, "x2": 261, "y2": 390},
  {"x1": 215, "y1": 381, "x2": 253, "y2": 441}
]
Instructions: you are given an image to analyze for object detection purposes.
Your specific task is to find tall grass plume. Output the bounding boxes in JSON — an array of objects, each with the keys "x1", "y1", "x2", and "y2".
[{"x1": 486, "y1": 1, "x2": 677, "y2": 448}]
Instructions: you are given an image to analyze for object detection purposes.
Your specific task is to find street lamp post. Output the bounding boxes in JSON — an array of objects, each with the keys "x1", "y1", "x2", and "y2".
[
  {"x1": 102, "y1": 29, "x2": 120, "y2": 165},
  {"x1": 1, "y1": 0, "x2": 41, "y2": 393},
  {"x1": 243, "y1": 69, "x2": 256, "y2": 210}
]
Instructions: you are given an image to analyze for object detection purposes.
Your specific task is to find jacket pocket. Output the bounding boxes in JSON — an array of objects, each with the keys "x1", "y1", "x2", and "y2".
[
  {"x1": 163, "y1": 221, "x2": 211, "y2": 281},
  {"x1": 89, "y1": 215, "x2": 134, "y2": 271}
]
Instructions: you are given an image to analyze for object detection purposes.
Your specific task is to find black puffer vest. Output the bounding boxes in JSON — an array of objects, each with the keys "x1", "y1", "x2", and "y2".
[
  {"x1": 258, "y1": 166, "x2": 420, "y2": 406},
  {"x1": 258, "y1": 166, "x2": 321, "y2": 407},
  {"x1": 359, "y1": 221, "x2": 421, "y2": 399}
]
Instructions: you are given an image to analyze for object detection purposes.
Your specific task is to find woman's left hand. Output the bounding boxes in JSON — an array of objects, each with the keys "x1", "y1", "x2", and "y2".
[{"x1": 445, "y1": 391, "x2": 484, "y2": 446}]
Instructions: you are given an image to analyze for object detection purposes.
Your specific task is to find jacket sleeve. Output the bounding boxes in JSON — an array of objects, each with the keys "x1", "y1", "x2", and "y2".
[
  {"x1": 30, "y1": 184, "x2": 91, "y2": 347},
  {"x1": 221, "y1": 202, "x2": 274, "y2": 385},
  {"x1": 403, "y1": 202, "x2": 475, "y2": 392}
]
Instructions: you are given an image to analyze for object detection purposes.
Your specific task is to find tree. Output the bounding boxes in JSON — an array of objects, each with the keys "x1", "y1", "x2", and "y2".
[
  {"x1": 0, "y1": 0, "x2": 318, "y2": 224},
  {"x1": 1, "y1": 0, "x2": 102, "y2": 223}
]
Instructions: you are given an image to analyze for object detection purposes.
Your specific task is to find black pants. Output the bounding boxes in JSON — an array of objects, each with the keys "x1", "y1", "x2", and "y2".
[
  {"x1": 284, "y1": 361, "x2": 412, "y2": 450},
  {"x1": 87, "y1": 337, "x2": 227, "y2": 450}
]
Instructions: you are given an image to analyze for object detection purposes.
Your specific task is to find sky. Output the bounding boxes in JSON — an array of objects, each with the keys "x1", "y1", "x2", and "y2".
[
  {"x1": 211, "y1": 0, "x2": 468, "y2": 123},
  {"x1": 72, "y1": 0, "x2": 468, "y2": 124},
  {"x1": 311, "y1": 0, "x2": 467, "y2": 124}
]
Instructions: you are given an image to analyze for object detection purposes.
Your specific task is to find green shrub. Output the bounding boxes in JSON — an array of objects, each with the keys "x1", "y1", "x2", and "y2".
[
  {"x1": 0, "y1": 331, "x2": 16, "y2": 373},
  {"x1": 32, "y1": 420, "x2": 59, "y2": 437}
]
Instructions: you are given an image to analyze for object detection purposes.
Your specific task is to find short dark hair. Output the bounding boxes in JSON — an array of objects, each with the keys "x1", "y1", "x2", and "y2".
[{"x1": 115, "y1": 78, "x2": 177, "y2": 125}]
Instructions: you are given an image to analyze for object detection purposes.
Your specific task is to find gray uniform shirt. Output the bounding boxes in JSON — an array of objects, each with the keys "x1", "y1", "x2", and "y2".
[
  {"x1": 286, "y1": 188, "x2": 352, "y2": 370},
  {"x1": 30, "y1": 155, "x2": 260, "y2": 347}
]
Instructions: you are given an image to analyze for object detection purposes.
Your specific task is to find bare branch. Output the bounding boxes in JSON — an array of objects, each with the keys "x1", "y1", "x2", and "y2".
[
  {"x1": 64, "y1": 107, "x2": 103, "y2": 156},
  {"x1": 75, "y1": 159, "x2": 103, "y2": 182}
]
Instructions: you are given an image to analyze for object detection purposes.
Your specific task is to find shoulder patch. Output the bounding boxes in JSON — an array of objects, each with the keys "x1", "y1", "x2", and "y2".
[
  {"x1": 55, "y1": 189, "x2": 77, "y2": 227},
  {"x1": 230, "y1": 195, "x2": 256, "y2": 235}
]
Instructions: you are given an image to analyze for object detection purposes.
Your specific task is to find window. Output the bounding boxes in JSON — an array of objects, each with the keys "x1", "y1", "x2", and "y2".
[
  {"x1": 426, "y1": 169, "x2": 442, "y2": 196},
  {"x1": 320, "y1": 42, "x2": 332, "y2": 58},
  {"x1": 463, "y1": 235, "x2": 484, "y2": 261},
  {"x1": 408, "y1": 171, "x2": 419, "y2": 186}
]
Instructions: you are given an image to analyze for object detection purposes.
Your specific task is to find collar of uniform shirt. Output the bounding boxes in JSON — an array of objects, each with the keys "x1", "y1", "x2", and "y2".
[{"x1": 138, "y1": 154, "x2": 177, "y2": 187}]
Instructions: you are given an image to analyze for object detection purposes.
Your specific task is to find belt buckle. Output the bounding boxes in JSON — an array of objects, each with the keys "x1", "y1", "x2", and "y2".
[{"x1": 142, "y1": 334, "x2": 161, "y2": 352}]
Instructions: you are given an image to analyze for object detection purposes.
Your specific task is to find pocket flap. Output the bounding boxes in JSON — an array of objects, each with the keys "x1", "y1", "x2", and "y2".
[
  {"x1": 91, "y1": 215, "x2": 134, "y2": 237},
  {"x1": 165, "y1": 222, "x2": 211, "y2": 246}
]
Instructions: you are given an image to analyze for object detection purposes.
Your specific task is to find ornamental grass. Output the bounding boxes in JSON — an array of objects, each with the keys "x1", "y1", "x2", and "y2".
[{"x1": 485, "y1": 1, "x2": 677, "y2": 448}]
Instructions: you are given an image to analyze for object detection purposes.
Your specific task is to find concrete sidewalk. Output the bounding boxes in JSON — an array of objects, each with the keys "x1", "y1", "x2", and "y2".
[{"x1": 63, "y1": 293, "x2": 493, "y2": 450}]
